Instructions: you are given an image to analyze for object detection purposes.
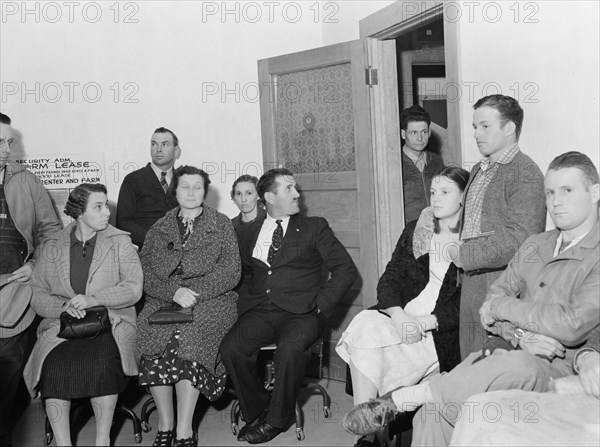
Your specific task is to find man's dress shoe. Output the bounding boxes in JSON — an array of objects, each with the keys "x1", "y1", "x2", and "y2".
[
  {"x1": 237, "y1": 409, "x2": 269, "y2": 442},
  {"x1": 245, "y1": 422, "x2": 283, "y2": 444}
]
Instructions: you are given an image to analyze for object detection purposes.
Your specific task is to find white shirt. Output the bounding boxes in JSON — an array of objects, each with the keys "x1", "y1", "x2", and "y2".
[
  {"x1": 150, "y1": 163, "x2": 173, "y2": 186},
  {"x1": 253, "y1": 215, "x2": 290, "y2": 265}
]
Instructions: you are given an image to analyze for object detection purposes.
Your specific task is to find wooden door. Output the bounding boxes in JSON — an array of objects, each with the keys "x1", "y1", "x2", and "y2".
[{"x1": 258, "y1": 39, "x2": 401, "y2": 380}]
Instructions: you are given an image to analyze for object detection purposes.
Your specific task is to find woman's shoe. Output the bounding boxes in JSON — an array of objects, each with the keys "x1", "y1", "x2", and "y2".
[
  {"x1": 153, "y1": 429, "x2": 175, "y2": 447},
  {"x1": 174, "y1": 431, "x2": 198, "y2": 447},
  {"x1": 354, "y1": 435, "x2": 380, "y2": 447}
]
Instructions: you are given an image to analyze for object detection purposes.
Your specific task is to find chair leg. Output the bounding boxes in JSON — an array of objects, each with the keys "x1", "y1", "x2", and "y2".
[
  {"x1": 44, "y1": 416, "x2": 54, "y2": 446},
  {"x1": 118, "y1": 405, "x2": 143, "y2": 444},
  {"x1": 305, "y1": 383, "x2": 331, "y2": 418},
  {"x1": 294, "y1": 401, "x2": 305, "y2": 441},
  {"x1": 230, "y1": 399, "x2": 241, "y2": 436},
  {"x1": 140, "y1": 396, "x2": 156, "y2": 432}
]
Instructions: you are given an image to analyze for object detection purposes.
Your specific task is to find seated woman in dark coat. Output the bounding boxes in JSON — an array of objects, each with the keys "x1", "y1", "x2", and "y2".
[
  {"x1": 336, "y1": 166, "x2": 469, "y2": 447},
  {"x1": 23, "y1": 183, "x2": 143, "y2": 446},
  {"x1": 137, "y1": 166, "x2": 240, "y2": 447}
]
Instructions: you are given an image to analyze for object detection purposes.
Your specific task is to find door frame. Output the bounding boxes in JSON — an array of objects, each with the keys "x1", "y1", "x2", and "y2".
[
  {"x1": 359, "y1": 1, "x2": 463, "y2": 256},
  {"x1": 359, "y1": 0, "x2": 463, "y2": 178}
]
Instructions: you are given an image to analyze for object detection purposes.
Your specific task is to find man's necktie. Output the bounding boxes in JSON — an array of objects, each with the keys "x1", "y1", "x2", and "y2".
[
  {"x1": 160, "y1": 171, "x2": 168, "y2": 193},
  {"x1": 267, "y1": 219, "x2": 283, "y2": 265}
]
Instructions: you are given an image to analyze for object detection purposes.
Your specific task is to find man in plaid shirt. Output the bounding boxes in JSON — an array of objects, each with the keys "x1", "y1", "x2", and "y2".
[{"x1": 453, "y1": 94, "x2": 546, "y2": 358}]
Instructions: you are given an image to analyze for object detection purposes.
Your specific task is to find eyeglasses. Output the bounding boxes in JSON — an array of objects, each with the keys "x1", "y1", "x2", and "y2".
[{"x1": 0, "y1": 138, "x2": 16, "y2": 149}]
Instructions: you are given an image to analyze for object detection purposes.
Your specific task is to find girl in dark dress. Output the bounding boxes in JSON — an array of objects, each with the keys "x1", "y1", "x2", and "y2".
[{"x1": 230, "y1": 174, "x2": 266, "y2": 232}]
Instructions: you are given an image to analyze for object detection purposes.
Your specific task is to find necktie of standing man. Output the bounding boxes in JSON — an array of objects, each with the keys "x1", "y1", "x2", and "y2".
[
  {"x1": 160, "y1": 171, "x2": 168, "y2": 193},
  {"x1": 267, "y1": 219, "x2": 283, "y2": 265}
]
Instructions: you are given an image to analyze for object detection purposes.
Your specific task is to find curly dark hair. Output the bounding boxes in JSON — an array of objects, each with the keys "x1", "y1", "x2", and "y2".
[
  {"x1": 172, "y1": 165, "x2": 210, "y2": 198},
  {"x1": 400, "y1": 104, "x2": 431, "y2": 130},
  {"x1": 64, "y1": 183, "x2": 107, "y2": 219}
]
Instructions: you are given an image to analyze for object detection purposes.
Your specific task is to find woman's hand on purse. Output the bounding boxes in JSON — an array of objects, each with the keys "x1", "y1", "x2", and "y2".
[
  {"x1": 173, "y1": 287, "x2": 199, "y2": 308},
  {"x1": 63, "y1": 302, "x2": 87, "y2": 319},
  {"x1": 68, "y1": 294, "x2": 100, "y2": 310}
]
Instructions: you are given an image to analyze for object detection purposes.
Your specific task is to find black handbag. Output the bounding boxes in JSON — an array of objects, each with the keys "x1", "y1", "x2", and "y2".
[
  {"x1": 148, "y1": 303, "x2": 193, "y2": 324},
  {"x1": 58, "y1": 305, "x2": 111, "y2": 340}
]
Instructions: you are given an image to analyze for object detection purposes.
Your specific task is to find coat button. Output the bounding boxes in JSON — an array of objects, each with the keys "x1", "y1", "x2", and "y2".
[
  {"x1": 268, "y1": 270, "x2": 272, "y2": 275},
  {"x1": 539, "y1": 282, "x2": 546, "y2": 287},
  {"x1": 266, "y1": 289, "x2": 271, "y2": 294}
]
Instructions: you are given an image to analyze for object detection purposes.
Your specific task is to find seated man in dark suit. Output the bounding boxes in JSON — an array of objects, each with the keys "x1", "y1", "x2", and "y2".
[
  {"x1": 116, "y1": 127, "x2": 180, "y2": 248},
  {"x1": 220, "y1": 168, "x2": 357, "y2": 444}
]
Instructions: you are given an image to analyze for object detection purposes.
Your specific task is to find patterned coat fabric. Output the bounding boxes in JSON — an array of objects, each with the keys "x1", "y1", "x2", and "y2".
[
  {"x1": 23, "y1": 223, "x2": 143, "y2": 397},
  {"x1": 137, "y1": 206, "x2": 240, "y2": 376}
]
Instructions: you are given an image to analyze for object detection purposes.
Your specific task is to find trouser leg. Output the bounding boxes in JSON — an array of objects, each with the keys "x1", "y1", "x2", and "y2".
[
  {"x1": 411, "y1": 404, "x2": 453, "y2": 447},
  {"x1": 418, "y1": 350, "x2": 570, "y2": 445},
  {"x1": 220, "y1": 309, "x2": 274, "y2": 423},
  {"x1": 0, "y1": 329, "x2": 31, "y2": 444},
  {"x1": 268, "y1": 311, "x2": 320, "y2": 429}
]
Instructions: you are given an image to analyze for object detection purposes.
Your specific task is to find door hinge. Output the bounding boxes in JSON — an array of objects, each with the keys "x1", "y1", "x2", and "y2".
[{"x1": 365, "y1": 68, "x2": 378, "y2": 86}]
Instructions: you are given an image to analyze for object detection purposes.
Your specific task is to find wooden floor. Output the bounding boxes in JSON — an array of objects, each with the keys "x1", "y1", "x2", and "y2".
[{"x1": 11, "y1": 378, "x2": 362, "y2": 446}]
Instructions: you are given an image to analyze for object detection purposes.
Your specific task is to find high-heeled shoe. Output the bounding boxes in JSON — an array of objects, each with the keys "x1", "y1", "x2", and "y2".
[
  {"x1": 153, "y1": 428, "x2": 175, "y2": 447},
  {"x1": 174, "y1": 430, "x2": 198, "y2": 447}
]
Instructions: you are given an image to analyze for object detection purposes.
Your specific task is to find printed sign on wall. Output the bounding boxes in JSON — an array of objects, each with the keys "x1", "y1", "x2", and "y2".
[{"x1": 15, "y1": 154, "x2": 106, "y2": 226}]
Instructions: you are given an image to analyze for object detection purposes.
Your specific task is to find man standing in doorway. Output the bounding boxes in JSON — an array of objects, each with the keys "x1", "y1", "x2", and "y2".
[{"x1": 400, "y1": 104, "x2": 445, "y2": 223}]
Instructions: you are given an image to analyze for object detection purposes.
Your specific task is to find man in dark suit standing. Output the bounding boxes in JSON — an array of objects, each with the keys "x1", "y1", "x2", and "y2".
[
  {"x1": 116, "y1": 127, "x2": 180, "y2": 248},
  {"x1": 220, "y1": 168, "x2": 357, "y2": 444}
]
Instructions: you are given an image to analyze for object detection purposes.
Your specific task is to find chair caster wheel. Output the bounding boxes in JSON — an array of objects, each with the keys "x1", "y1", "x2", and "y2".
[
  {"x1": 323, "y1": 406, "x2": 331, "y2": 418},
  {"x1": 141, "y1": 421, "x2": 151, "y2": 432},
  {"x1": 296, "y1": 427, "x2": 305, "y2": 440},
  {"x1": 134, "y1": 434, "x2": 142, "y2": 444},
  {"x1": 232, "y1": 424, "x2": 239, "y2": 436}
]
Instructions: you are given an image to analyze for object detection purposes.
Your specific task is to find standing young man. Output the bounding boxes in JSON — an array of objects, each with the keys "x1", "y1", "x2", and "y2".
[{"x1": 457, "y1": 95, "x2": 546, "y2": 357}]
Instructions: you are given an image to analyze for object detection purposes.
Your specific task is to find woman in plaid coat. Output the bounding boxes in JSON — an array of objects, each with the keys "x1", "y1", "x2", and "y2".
[{"x1": 23, "y1": 183, "x2": 143, "y2": 446}]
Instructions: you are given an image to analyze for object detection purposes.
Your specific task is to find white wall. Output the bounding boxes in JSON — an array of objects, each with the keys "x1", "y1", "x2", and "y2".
[
  {"x1": 453, "y1": 1, "x2": 599, "y2": 175},
  {"x1": 321, "y1": 1, "x2": 394, "y2": 46},
  {"x1": 0, "y1": 2, "x2": 310, "y2": 216},
  {"x1": 1, "y1": 0, "x2": 394, "y2": 217}
]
